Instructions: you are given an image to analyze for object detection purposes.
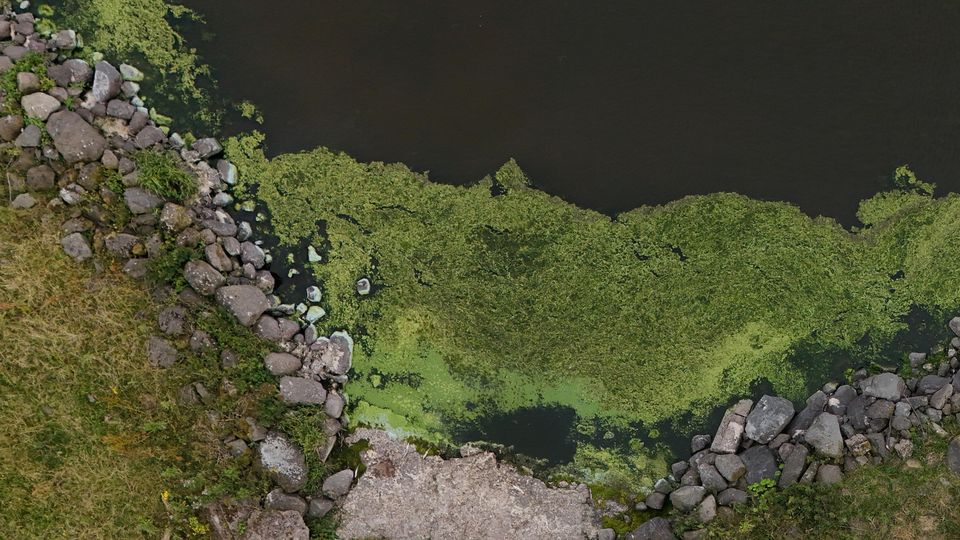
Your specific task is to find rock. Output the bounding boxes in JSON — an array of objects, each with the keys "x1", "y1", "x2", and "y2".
[
  {"x1": 357, "y1": 277, "x2": 372, "y2": 295},
  {"x1": 321, "y1": 331, "x2": 353, "y2": 375},
  {"x1": 11, "y1": 192, "x2": 35, "y2": 208},
  {"x1": 805, "y1": 413, "x2": 843, "y2": 458},
  {"x1": 861, "y1": 373, "x2": 906, "y2": 401},
  {"x1": 867, "y1": 399, "x2": 895, "y2": 420},
  {"x1": 184, "y1": 260, "x2": 225, "y2": 296},
  {"x1": 598, "y1": 529, "x2": 616, "y2": 540},
  {"x1": 16, "y1": 72, "x2": 39, "y2": 94},
  {"x1": 322, "y1": 469, "x2": 355, "y2": 498},
  {"x1": 216, "y1": 285, "x2": 271, "y2": 326},
  {"x1": 189, "y1": 330, "x2": 214, "y2": 352},
  {"x1": 15, "y1": 123, "x2": 40, "y2": 147},
  {"x1": 119, "y1": 63, "x2": 144, "y2": 82},
  {"x1": 104, "y1": 233, "x2": 139, "y2": 257},
  {"x1": 951, "y1": 317, "x2": 960, "y2": 337},
  {"x1": 815, "y1": 464, "x2": 843, "y2": 485},
  {"x1": 157, "y1": 306, "x2": 189, "y2": 336},
  {"x1": 106, "y1": 99, "x2": 135, "y2": 120},
  {"x1": 893, "y1": 438, "x2": 914, "y2": 459},
  {"x1": 844, "y1": 433, "x2": 871, "y2": 457},
  {"x1": 279, "y1": 376, "x2": 327, "y2": 405},
  {"x1": 307, "y1": 498, "x2": 334, "y2": 519},
  {"x1": 696, "y1": 495, "x2": 716, "y2": 524},
  {"x1": 745, "y1": 395, "x2": 795, "y2": 444},
  {"x1": 739, "y1": 445, "x2": 777, "y2": 485},
  {"x1": 714, "y1": 453, "x2": 745, "y2": 482},
  {"x1": 669, "y1": 485, "x2": 706, "y2": 512},
  {"x1": 21, "y1": 92, "x2": 60, "y2": 120},
  {"x1": 46, "y1": 110, "x2": 107, "y2": 163},
  {"x1": 264, "y1": 488, "x2": 307, "y2": 515},
  {"x1": 690, "y1": 434, "x2": 711, "y2": 454},
  {"x1": 827, "y1": 385, "x2": 857, "y2": 415},
  {"x1": 240, "y1": 241, "x2": 266, "y2": 268},
  {"x1": 241, "y1": 510, "x2": 309, "y2": 540},
  {"x1": 91, "y1": 61, "x2": 122, "y2": 102},
  {"x1": 258, "y1": 433, "x2": 308, "y2": 493},
  {"x1": 645, "y1": 491, "x2": 666, "y2": 510},
  {"x1": 217, "y1": 159, "x2": 238, "y2": 185},
  {"x1": 918, "y1": 375, "x2": 950, "y2": 395},
  {"x1": 710, "y1": 400, "x2": 751, "y2": 454},
  {"x1": 192, "y1": 137, "x2": 223, "y2": 158},
  {"x1": 124, "y1": 187, "x2": 165, "y2": 214},
  {"x1": 654, "y1": 477, "x2": 674, "y2": 494},
  {"x1": 625, "y1": 517, "x2": 677, "y2": 540},
  {"x1": 890, "y1": 415, "x2": 912, "y2": 431},
  {"x1": 159, "y1": 202, "x2": 192, "y2": 231},
  {"x1": 0, "y1": 114, "x2": 23, "y2": 141},
  {"x1": 48, "y1": 59, "x2": 92, "y2": 87},
  {"x1": 947, "y1": 436, "x2": 960, "y2": 475},
  {"x1": 147, "y1": 336, "x2": 177, "y2": 368},
  {"x1": 205, "y1": 243, "x2": 233, "y2": 272},
  {"x1": 697, "y1": 464, "x2": 727, "y2": 493},
  {"x1": 909, "y1": 352, "x2": 928, "y2": 368},
  {"x1": 716, "y1": 488, "x2": 747, "y2": 507},
  {"x1": 134, "y1": 125, "x2": 166, "y2": 148},
  {"x1": 778, "y1": 444, "x2": 809, "y2": 487},
  {"x1": 305, "y1": 285, "x2": 322, "y2": 303},
  {"x1": 26, "y1": 165, "x2": 55, "y2": 190},
  {"x1": 325, "y1": 391, "x2": 345, "y2": 418},
  {"x1": 931, "y1": 383, "x2": 954, "y2": 410},
  {"x1": 212, "y1": 192, "x2": 233, "y2": 207},
  {"x1": 60, "y1": 232, "x2": 92, "y2": 262},
  {"x1": 671, "y1": 461, "x2": 689, "y2": 479},
  {"x1": 788, "y1": 391, "x2": 827, "y2": 434},
  {"x1": 265, "y1": 353, "x2": 301, "y2": 376}
]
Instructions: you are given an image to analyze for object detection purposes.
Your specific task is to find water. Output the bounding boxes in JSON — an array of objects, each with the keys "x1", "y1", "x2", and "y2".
[{"x1": 181, "y1": 0, "x2": 960, "y2": 226}]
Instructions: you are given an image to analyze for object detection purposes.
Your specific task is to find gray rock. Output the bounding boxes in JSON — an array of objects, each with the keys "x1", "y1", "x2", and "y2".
[
  {"x1": 122, "y1": 187, "x2": 164, "y2": 215},
  {"x1": 716, "y1": 488, "x2": 748, "y2": 507},
  {"x1": 861, "y1": 373, "x2": 906, "y2": 401},
  {"x1": 192, "y1": 137, "x2": 223, "y2": 158},
  {"x1": 739, "y1": 445, "x2": 777, "y2": 485},
  {"x1": 215, "y1": 285, "x2": 271, "y2": 326},
  {"x1": 745, "y1": 395, "x2": 795, "y2": 444},
  {"x1": 0, "y1": 114, "x2": 23, "y2": 141},
  {"x1": 242, "y1": 510, "x2": 309, "y2": 540},
  {"x1": 183, "y1": 260, "x2": 225, "y2": 296},
  {"x1": 217, "y1": 159, "x2": 237, "y2": 185},
  {"x1": 625, "y1": 517, "x2": 677, "y2": 540},
  {"x1": 91, "y1": 61, "x2": 122, "y2": 102},
  {"x1": 222, "y1": 236, "x2": 241, "y2": 256},
  {"x1": 714, "y1": 453, "x2": 745, "y2": 482},
  {"x1": 134, "y1": 125, "x2": 166, "y2": 149},
  {"x1": 931, "y1": 383, "x2": 954, "y2": 410},
  {"x1": 645, "y1": 491, "x2": 666, "y2": 510},
  {"x1": 805, "y1": 413, "x2": 843, "y2": 458},
  {"x1": 947, "y1": 436, "x2": 960, "y2": 475},
  {"x1": 918, "y1": 375, "x2": 950, "y2": 395},
  {"x1": 212, "y1": 192, "x2": 233, "y2": 207},
  {"x1": 307, "y1": 498, "x2": 334, "y2": 519},
  {"x1": 827, "y1": 385, "x2": 857, "y2": 415},
  {"x1": 710, "y1": 400, "x2": 752, "y2": 454},
  {"x1": 147, "y1": 336, "x2": 177, "y2": 368},
  {"x1": 240, "y1": 241, "x2": 266, "y2": 268},
  {"x1": 816, "y1": 464, "x2": 843, "y2": 485},
  {"x1": 671, "y1": 461, "x2": 689, "y2": 479},
  {"x1": 356, "y1": 277, "x2": 372, "y2": 295},
  {"x1": 322, "y1": 469, "x2": 355, "y2": 499},
  {"x1": 321, "y1": 331, "x2": 353, "y2": 375},
  {"x1": 669, "y1": 485, "x2": 706, "y2": 512},
  {"x1": 104, "y1": 233, "x2": 139, "y2": 257},
  {"x1": 122, "y1": 258, "x2": 149, "y2": 279},
  {"x1": 46, "y1": 110, "x2": 107, "y2": 163},
  {"x1": 867, "y1": 399, "x2": 895, "y2": 420},
  {"x1": 787, "y1": 390, "x2": 827, "y2": 434},
  {"x1": 264, "y1": 488, "x2": 307, "y2": 515},
  {"x1": 697, "y1": 495, "x2": 716, "y2": 524},
  {"x1": 11, "y1": 192, "x2": 35, "y2": 208},
  {"x1": 279, "y1": 376, "x2": 327, "y2": 405},
  {"x1": 159, "y1": 203, "x2": 192, "y2": 231},
  {"x1": 800, "y1": 461, "x2": 819, "y2": 483},
  {"x1": 325, "y1": 391, "x2": 345, "y2": 418},
  {"x1": 21, "y1": 92, "x2": 60, "y2": 120},
  {"x1": 106, "y1": 99, "x2": 135, "y2": 120},
  {"x1": 189, "y1": 330, "x2": 214, "y2": 352},
  {"x1": 890, "y1": 415, "x2": 912, "y2": 431},
  {"x1": 697, "y1": 464, "x2": 727, "y2": 493},
  {"x1": 26, "y1": 165, "x2": 55, "y2": 190},
  {"x1": 157, "y1": 306, "x2": 189, "y2": 336},
  {"x1": 47, "y1": 59, "x2": 91, "y2": 87},
  {"x1": 15, "y1": 123, "x2": 40, "y2": 147},
  {"x1": 847, "y1": 395, "x2": 870, "y2": 431},
  {"x1": 205, "y1": 243, "x2": 233, "y2": 272},
  {"x1": 909, "y1": 352, "x2": 928, "y2": 368},
  {"x1": 254, "y1": 315, "x2": 282, "y2": 341},
  {"x1": 265, "y1": 352, "x2": 301, "y2": 376},
  {"x1": 598, "y1": 529, "x2": 616, "y2": 540},
  {"x1": 951, "y1": 317, "x2": 960, "y2": 337},
  {"x1": 258, "y1": 433, "x2": 309, "y2": 493},
  {"x1": 119, "y1": 63, "x2": 144, "y2": 82},
  {"x1": 16, "y1": 72, "x2": 39, "y2": 94},
  {"x1": 60, "y1": 232, "x2": 92, "y2": 262},
  {"x1": 778, "y1": 444, "x2": 809, "y2": 487}
]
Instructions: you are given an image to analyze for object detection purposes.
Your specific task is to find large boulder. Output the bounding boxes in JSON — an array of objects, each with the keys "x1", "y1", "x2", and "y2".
[
  {"x1": 216, "y1": 285, "x2": 271, "y2": 326},
  {"x1": 744, "y1": 395, "x2": 795, "y2": 444},
  {"x1": 714, "y1": 453, "x2": 745, "y2": 482},
  {"x1": 710, "y1": 399, "x2": 752, "y2": 453},
  {"x1": 46, "y1": 110, "x2": 107, "y2": 164},
  {"x1": 805, "y1": 413, "x2": 843, "y2": 458},
  {"x1": 279, "y1": 376, "x2": 327, "y2": 405},
  {"x1": 861, "y1": 373, "x2": 906, "y2": 401},
  {"x1": 257, "y1": 433, "x2": 308, "y2": 493},
  {"x1": 184, "y1": 260, "x2": 225, "y2": 296},
  {"x1": 625, "y1": 517, "x2": 677, "y2": 540},
  {"x1": 91, "y1": 60, "x2": 122, "y2": 102},
  {"x1": 739, "y1": 445, "x2": 777, "y2": 485},
  {"x1": 241, "y1": 510, "x2": 309, "y2": 540}
]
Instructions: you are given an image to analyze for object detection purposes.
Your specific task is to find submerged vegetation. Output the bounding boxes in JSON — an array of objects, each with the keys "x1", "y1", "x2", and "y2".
[{"x1": 226, "y1": 131, "x2": 960, "y2": 484}]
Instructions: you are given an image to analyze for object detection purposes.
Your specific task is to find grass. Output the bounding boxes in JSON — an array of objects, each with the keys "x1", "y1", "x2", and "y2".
[
  {"x1": 134, "y1": 151, "x2": 197, "y2": 200},
  {"x1": 0, "y1": 52, "x2": 55, "y2": 114},
  {"x1": 0, "y1": 205, "x2": 271, "y2": 538},
  {"x1": 704, "y1": 429, "x2": 960, "y2": 539}
]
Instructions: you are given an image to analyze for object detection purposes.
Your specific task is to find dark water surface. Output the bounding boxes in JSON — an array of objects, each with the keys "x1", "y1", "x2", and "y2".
[{"x1": 181, "y1": 0, "x2": 960, "y2": 225}]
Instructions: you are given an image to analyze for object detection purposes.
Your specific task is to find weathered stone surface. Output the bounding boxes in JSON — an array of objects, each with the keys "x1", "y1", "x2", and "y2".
[
  {"x1": 861, "y1": 373, "x2": 906, "y2": 401},
  {"x1": 625, "y1": 517, "x2": 677, "y2": 540},
  {"x1": 307, "y1": 498, "x2": 334, "y2": 519},
  {"x1": 714, "y1": 453, "x2": 745, "y2": 483},
  {"x1": 744, "y1": 395, "x2": 795, "y2": 444},
  {"x1": 778, "y1": 444, "x2": 809, "y2": 487},
  {"x1": 157, "y1": 305, "x2": 189, "y2": 336},
  {"x1": 279, "y1": 376, "x2": 327, "y2": 405},
  {"x1": 0, "y1": 114, "x2": 23, "y2": 141},
  {"x1": 338, "y1": 428, "x2": 601, "y2": 540},
  {"x1": 160, "y1": 202, "x2": 192, "y2": 231},
  {"x1": 184, "y1": 260, "x2": 225, "y2": 296},
  {"x1": 91, "y1": 60, "x2": 122, "y2": 102},
  {"x1": 147, "y1": 336, "x2": 177, "y2": 368},
  {"x1": 46, "y1": 110, "x2": 107, "y2": 163},
  {"x1": 21, "y1": 92, "x2": 60, "y2": 120},
  {"x1": 205, "y1": 243, "x2": 233, "y2": 272},
  {"x1": 947, "y1": 436, "x2": 960, "y2": 475},
  {"x1": 918, "y1": 375, "x2": 950, "y2": 395},
  {"x1": 716, "y1": 488, "x2": 748, "y2": 507},
  {"x1": 135, "y1": 125, "x2": 166, "y2": 149},
  {"x1": 816, "y1": 464, "x2": 843, "y2": 485},
  {"x1": 241, "y1": 510, "x2": 309, "y2": 540},
  {"x1": 325, "y1": 391, "x2": 345, "y2": 418},
  {"x1": 264, "y1": 489, "x2": 307, "y2": 515},
  {"x1": 15, "y1": 123, "x2": 40, "y2": 147},
  {"x1": 193, "y1": 137, "x2": 223, "y2": 158},
  {"x1": 60, "y1": 232, "x2": 92, "y2": 262},
  {"x1": 123, "y1": 187, "x2": 164, "y2": 214},
  {"x1": 265, "y1": 352, "x2": 301, "y2": 376},
  {"x1": 257, "y1": 433, "x2": 308, "y2": 493},
  {"x1": 48, "y1": 59, "x2": 91, "y2": 87},
  {"x1": 104, "y1": 232, "x2": 139, "y2": 257},
  {"x1": 322, "y1": 469, "x2": 355, "y2": 499},
  {"x1": 240, "y1": 241, "x2": 266, "y2": 268},
  {"x1": 216, "y1": 285, "x2": 271, "y2": 326},
  {"x1": 866, "y1": 399, "x2": 895, "y2": 420},
  {"x1": 321, "y1": 331, "x2": 353, "y2": 375},
  {"x1": 690, "y1": 434, "x2": 711, "y2": 454},
  {"x1": 739, "y1": 445, "x2": 777, "y2": 485},
  {"x1": 847, "y1": 395, "x2": 869, "y2": 431},
  {"x1": 26, "y1": 164, "x2": 55, "y2": 190},
  {"x1": 931, "y1": 383, "x2": 954, "y2": 410},
  {"x1": 697, "y1": 464, "x2": 727, "y2": 493},
  {"x1": 669, "y1": 486, "x2": 706, "y2": 512},
  {"x1": 805, "y1": 413, "x2": 843, "y2": 458},
  {"x1": 11, "y1": 192, "x2": 35, "y2": 208},
  {"x1": 697, "y1": 495, "x2": 716, "y2": 524}
]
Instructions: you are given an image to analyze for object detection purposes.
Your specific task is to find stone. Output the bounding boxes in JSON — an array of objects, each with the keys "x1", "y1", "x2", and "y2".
[
  {"x1": 716, "y1": 488, "x2": 748, "y2": 507},
  {"x1": 205, "y1": 243, "x2": 233, "y2": 272},
  {"x1": 890, "y1": 415, "x2": 912, "y2": 431},
  {"x1": 279, "y1": 376, "x2": 327, "y2": 405},
  {"x1": 159, "y1": 203, "x2": 192, "y2": 231},
  {"x1": 745, "y1": 395, "x2": 795, "y2": 444},
  {"x1": 15, "y1": 123, "x2": 40, "y2": 147},
  {"x1": 240, "y1": 241, "x2": 266, "y2": 268},
  {"x1": 893, "y1": 438, "x2": 914, "y2": 459},
  {"x1": 357, "y1": 277, "x2": 372, "y2": 295},
  {"x1": 625, "y1": 517, "x2": 676, "y2": 540},
  {"x1": 917, "y1": 375, "x2": 950, "y2": 395},
  {"x1": 21, "y1": 92, "x2": 60, "y2": 120},
  {"x1": 216, "y1": 285, "x2": 271, "y2": 326},
  {"x1": 183, "y1": 260, "x2": 225, "y2": 296},
  {"x1": 192, "y1": 137, "x2": 223, "y2": 158},
  {"x1": 0, "y1": 114, "x2": 23, "y2": 141},
  {"x1": 212, "y1": 192, "x2": 233, "y2": 207},
  {"x1": 669, "y1": 485, "x2": 706, "y2": 512},
  {"x1": 909, "y1": 352, "x2": 928, "y2": 368},
  {"x1": 106, "y1": 99, "x2": 135, "y2": 120},
  {"x1": 104, "y1": 233, "x2": 138, "y2": 257},
  {"x1": 134, "y1": 125, "x2": 166, "y2": 148},
  {"x1": 861, "y1": 373, "x2": 906, "y2": 401},
  {"x1": 254, "y1": 315, "x2": 282, "y2": 341},
  {"x1": 119, "y1": 63, "x2": 144, "y2": 82},
  {"x1": 697, "y1": 464, "x2": 727, "y2": 493},
  {"x1": 739, "y1": 445, "x2": 777, "y2": 485},
  {"x1": 49, "y1": 59, "x2": 92, "y2": 87},
  {"x1": 867, "y1": 399, "x2": 895, "y2": 420},
  {"x1": 46, "y1": 110, "x2": 107, "y2": 163},
  {"x1": 598, "y1": 529, "x2": 616, "y2": 540},
  {"x1": 697, "y1": 495, "x2": 716, "y2": 524},
  {"x1": 787, "y1": 390, "x2": 827, "y2": 434},
  {"x1": 60, "y1": 232, "x2": 92, "y2": 262},
  {"x1": 242, "y1": 510, "x2": 309, "y2": 540},
  {"x1": 258, "y1": 433, "x2": 308, "y2": 493},
  {"x1": 217, "y1": 159, "x2": 237, "y2": 185},
  {"x1": 815, "y1": 464, "x2": 843, "y2": 485},
  {"x1": 10, "y1": 192, "x2": 35, "y2": 208},
  {"x1": 778, "y1": 443, "x2": 809, "y2": 488},
  {"x1": 805, "y1": 413, "x2": 843, "y2": 458},
  {"x1": 844, "y1": 433, "x2": 871, "y2": 457},
  {"x1": 147, "y1": 336, "x2": 177, "y2": 368},
  {"x1": 947, "y1": 436, "x2": 960, "y2": 475},
  {"x1": 931, "y1": 383, "x2": 954, "y2": 410},
  {"x1": 307, "y1": 498, "x2": 334, "y2": 519},
  {"x1": 264, "y1": 488, "x2": 307, "y2": 515},
  {"x1": 25, "y1": 165, "x2": 55, "y2": 190},
  {"x1": 325, "y1": 391, "x2": 345, "y2": 418},
  {"x1": 951, "y1": 316, "x2": 960, "y2": 337},
  {"x1": 671, "y1": 461, "x2": 690, "y2": 479},
  {"x1": 321, "y1": 331, "x2": 353, "y2": 375},
  {"x1": 847, "y1": 395, "x2": 869, "y2": 431},
  {"x1": 645, "y1": 491, "x2": 666, "y2": 510},
  {"x1": 265, "y1": 352, "x2": 301, "y2": 376},
  {"x1": 714, "y1": 453, "x2": 746, "y2": 482},
  {"x1": 16, "y1": 71, "x2": 39, "y2": 94},
  {"x1": 91, "y1": 61, "x2": 122, "y2": 102},
  {"x1": 710, "y1": 400, "x2": 751, "y2": 454},
  {"x1": 827, "y1": 385, "x2": 857, "y2": 415},
  {"x1": 322, "y1": 469, "x2": 355, "y2": 499},
  {"x1": 157, "y1": 305, "x2": 188, "y2": 336},
  {"x1": 226, "y1": 438, "x2": 249, "y2": 456},
  {"x1": 304, "y1": 306, "x2": 326, "y2": 323},
  {"x1": 305, "y1": 285, "x2": 322, "y2": 303}
]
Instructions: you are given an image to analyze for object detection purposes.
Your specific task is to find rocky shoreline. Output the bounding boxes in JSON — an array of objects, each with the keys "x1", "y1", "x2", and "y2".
[{"x1": 5, "y1": 6, "x2": 960, "y2": 540}]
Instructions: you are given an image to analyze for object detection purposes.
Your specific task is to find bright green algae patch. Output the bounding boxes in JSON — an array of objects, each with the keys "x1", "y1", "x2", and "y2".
[{"x1": 226, "y1": 137, "x2": 960, "y2": 484}]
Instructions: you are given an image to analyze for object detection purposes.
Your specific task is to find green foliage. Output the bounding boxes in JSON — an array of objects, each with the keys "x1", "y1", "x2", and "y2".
[
  {"x1": 147, "y1": 244, "x2": 201, "y2": 291},
  {"x1": 192, "y1": 306, "x2": 275, "y2": 391},
  {"x1": 894, "y1": 164, "x2": 935, "y2": 196},
  {"x1": 279, "y1": 408, "x2": 331, "y2": 492},
  {"x1": 0, "y1": 52, "x2": 55, "y2": 113},
  {"x1": 134, "y1": 150, "x2": 197, "y2": 200}
]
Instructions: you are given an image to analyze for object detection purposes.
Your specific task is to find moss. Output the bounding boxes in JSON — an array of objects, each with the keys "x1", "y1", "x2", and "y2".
[{"x1": 134, "y1": 150, "x2": 197, "y2": 200}]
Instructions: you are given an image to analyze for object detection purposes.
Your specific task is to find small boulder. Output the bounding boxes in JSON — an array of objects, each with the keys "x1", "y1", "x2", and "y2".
[
  {"x1": 321, "y1": 469, "x2": 354, "y2": 498},
  {"x1": 257, "y1": 433, "x2": 308, "y2": 493},
  {"x1": 192, "y1": 137, "x2": 223, "y2": 158},
  {"x1": 815, "y1": 464, "x2": 843, "y2": 485},
  {"x1": 739, "y1": 445, "x2": 777, "y2": 485},
  {"x1": 60, "y1": 232, "x2": 92, "y2": 262},
  {"x1": 183, "y1": 260, "x2": 226, "y2": 296},
  {"x1": 216, "y1": 285, "x2": 271, "y2": 326},
  {"x1": 710, "y1": 399, "x2": 751, "y2": 454},
  {"x1": 46, "y1": 110, "x2": 107, "y2": 163},
  {"x1": 11, "y1": 192, "x2": 35, "y2": 209},
  {"x1": 265, "y1": 352, "x2": 302, "y2": 376},
  {"x1": 91, "y1": 60, "x2": 122, "y2": 102},
  {"x1": 242, "y1": 510, "x2": 309, "y2": 540},
  {"x1": 21, "y1": 92, "x2": 60, "y2": 120},
  {"x1": 917, "y1": 375, "x2": 950, "y2": 395},
  {"x1": 147, "y1": 336, "x2": 177, "y2": 368},
  {"x1": 307, "y1": 498, "x2": 334, "y2": 519},
  {"x1": 744, "y1": 395, "x2": 795, "y2": 444},
  {"x1": 320, "y1": 331, "x2": 353, "y2": 375},
  {"x1": 805, "y1": 413, "x2": 843, "y2": 458},
  {"x1": 279, "y1": 376, "x2": 327, "y2": 405},
  {"x1": 123, "y1": 187, "x2": 164, "y2": 214},
  {"x1": 324, "y1": 391, "x2": 345, "y2": 418},
  {"x1": 669, "y1": 485, "x2": 706, "y2": 512},
  {"x1": 625, "y1": 517, "x2": 676, "y2": 540},
  {"x1": 860, "y1": 373, "x2": 906, "y2": 401},
  {"x1": 714, "y1": 453, "x2": 746, "y2": 483},
  {"x1": 264, "y1": 488, "x2": 307, "y2": 515},
  {"x1": 947, "y1": 436, "x2": 960, "y2": 475}
]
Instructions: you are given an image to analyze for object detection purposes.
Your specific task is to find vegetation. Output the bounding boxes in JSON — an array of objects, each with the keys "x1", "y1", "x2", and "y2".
[
  {"x1": 0, "y1": 52, "x2": 54, "y2": 114},
  {"x1": 134, "y1": 150, "x2": 197, "y2": 200}
]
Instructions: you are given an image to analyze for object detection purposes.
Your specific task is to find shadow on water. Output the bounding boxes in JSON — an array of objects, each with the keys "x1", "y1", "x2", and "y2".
[{"x1": 454, "y1": 405, "x2": 578, "y2": 466}]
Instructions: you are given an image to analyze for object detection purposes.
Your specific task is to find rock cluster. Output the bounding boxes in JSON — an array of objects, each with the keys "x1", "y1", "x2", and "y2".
[{"x1": 629, "y1": 316, "x2": 960, "y2": 539}]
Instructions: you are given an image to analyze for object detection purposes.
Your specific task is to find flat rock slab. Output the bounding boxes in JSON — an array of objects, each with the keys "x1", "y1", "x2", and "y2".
[
  {"x1": 745, "y1": 395, "x2": 795, "y2": 444},
  {"x1": 241, "y1": 510, "x2": 309, "y2": 540},
  {"x1": 338, "y1": 428, "x2": 601, "y2": 540}
]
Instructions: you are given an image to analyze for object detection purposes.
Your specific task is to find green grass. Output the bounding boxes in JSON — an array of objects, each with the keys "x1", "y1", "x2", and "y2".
[
  {"x1": 134, "y1": 150, "x2": 197, "y2": 200},
  {"x1": 0, "y1": 52, "x2": 55, "y2": 114}
]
